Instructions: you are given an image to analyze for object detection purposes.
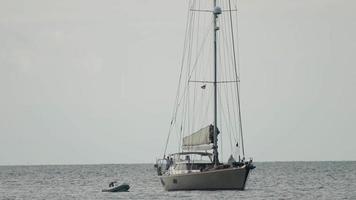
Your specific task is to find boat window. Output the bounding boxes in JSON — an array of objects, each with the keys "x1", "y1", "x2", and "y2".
[
  {"x1": 176, "y1": 164, "x2": 187, "y2": 170},
  {"x1": 186, "y1": 163, "x2": 210, "y2": 170}
]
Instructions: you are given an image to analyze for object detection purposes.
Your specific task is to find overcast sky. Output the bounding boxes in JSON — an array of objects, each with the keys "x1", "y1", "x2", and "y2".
[{"x1": 0, "y1": 0, "x2": 355, "y2": 165}]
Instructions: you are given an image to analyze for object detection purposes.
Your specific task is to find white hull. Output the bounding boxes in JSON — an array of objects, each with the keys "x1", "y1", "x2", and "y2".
[{"x1": 160, "y1": 166, "x2": 251, "y2": 191}]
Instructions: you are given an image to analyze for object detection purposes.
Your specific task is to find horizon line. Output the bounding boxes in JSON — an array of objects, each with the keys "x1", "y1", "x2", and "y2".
[{"x1": 1, "y1": 159, "x2": 355, "y2": 167}]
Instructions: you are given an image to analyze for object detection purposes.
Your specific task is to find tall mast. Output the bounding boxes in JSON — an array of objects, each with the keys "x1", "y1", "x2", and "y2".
[{"x1": 213, "y1": 0, "x2": 221, "y2": 166}]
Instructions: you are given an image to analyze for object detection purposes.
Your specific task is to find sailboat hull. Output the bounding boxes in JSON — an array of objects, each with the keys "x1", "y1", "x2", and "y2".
[{"x1": 160, "y1": 166, "x2": 251, "y2": 191}]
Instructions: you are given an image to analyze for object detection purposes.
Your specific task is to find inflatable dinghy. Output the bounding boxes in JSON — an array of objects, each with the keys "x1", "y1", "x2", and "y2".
[{"x1": 102, "y1": 182, "x2": 130, "y2": 192}]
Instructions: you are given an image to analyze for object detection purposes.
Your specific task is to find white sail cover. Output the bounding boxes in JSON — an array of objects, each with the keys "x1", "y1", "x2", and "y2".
[{"x1": 182, "y1": 125, "x2": 218, "y2": 148}]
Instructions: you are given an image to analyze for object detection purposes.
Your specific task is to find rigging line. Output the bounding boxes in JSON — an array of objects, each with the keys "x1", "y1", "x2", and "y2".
[
  {"x1": 181, "y1": 0, "x2": 196, "y2": 151},
  {"x1": 217, "y1": 37, "x2": 233, "y2": 157},
  {"x1": 190, "y1": 6, "x2": 238, "y2": 13},
  {"x1": 223, "y1": 0, "x2": 240, "y2": 154},
  {"x1": 222, "y1": 3, "x2": 239, "y2": 143},
  {"x1": 191, "y1": 0, "x2": 201, "y2": 134},
  {"x1": 202, "y1": 84, "x2": 212, "y2": 126},
  {"x1": 234, "y1": 3, "x2": 240, "y2": 77},
  {"x1": 187, "y1": 81, "x2": 190, "y2": 145},
  {"x1": 220, "y1": 22, "x2": 235, "y2": 152},
  {"x1": 181, "y1": 75, "x2": 191, "y2": 152},
  {"x1": 173, "y1": 20, "x2": 215, "y2": 115},
  {"x1": 163, "y1": 0, "x2": 194, "y2": 157},
  {"x1": 198, "y1": 37, "x2": 213, "y2": 126},
  {"x1": 189, "y1": 80, "x2": 238, "y2": 83},
  {"x1": 184, "y1": 84, "x2": 190, "y2": 151},
  {"x1": 187, "y1": 14, "x2": 213, "y2": 74},
  {"x1": 189, "y1": 0, "x2": 200, "y2": 136},
  {"x1": 190, "y1": 9, "x2": 237, "y2": 13},
  {"x1": 186, "y1": 1, "x2": 198, "y2": 136},
  {"x1": 180, "y1": 69, "x2": 191, "y2": 152},
  {"x1": 218, "y1": 4, "x2": 227, "y2": 134},
  {"x1": 190, "y1": 9, "x2": 212, "y2": 13},
  {"x1": 179, "y1": 93, "x2": 187, "y2": 152},
  {"x1": 228, "y1": 0, "x2": 245, "y2": 158},
  {"x1": 204, "y1": 28, "x2": 213, "y2": 123},
  {"x1": 218, "y1": 11, "x2": 235, "y2": 160},
  {"x1": 176, "y1": 0, "x2": 195, "y2": 123},
  {"x1": 219, "y1": 89, "x2": 232, "y2": 160},
  {"x1": 186, "y1": 1, "x2": 195, "y2": 139},
  {"x1": 186, "y1": 20, "x2": 214, "y2": 81},
  {"x1": 220, "y1": 15, "x2": 235, "y2": 153},
  {"x1": 188, "y1": 0, "x2": 199, "y2": 132},
  {"x1": 219, "y1": 23, "x2": 229, "y2": 151},
  {"x1": 219, "y1": 5, "x2": 238, "y2": 145},
  {"x1": 195, "y1": 0, "x2": 208, "y2": 131},
  {"x1": 180, "y1": 0, "x2": 214, "y2": 136},
  {"x1": 218, "y1": 89, "x2": 223, "y2": 162},
  {"x1": 230, "y1": 2, "x2": 241, "y2": 153},
  {"x1": 186, "y1": 0, "x2": 197, "y2": 85},
  {"x1": 221, "y1": 0, "x2": 239, "y2": 155},
  {"x1": 191, "y1": 68, "x2": 197, "y2": 133},
  {"x1": 172, "y1": 1, "x2": 193, "y2": 124},
  {"x1": 196, "y1": 86, "x2": 204, "y2": 130}
]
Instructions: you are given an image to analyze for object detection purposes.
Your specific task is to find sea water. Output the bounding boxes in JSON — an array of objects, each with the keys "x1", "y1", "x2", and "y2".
[{"x1": 1, "y1": 162, "x2": 355, "y2": 199}]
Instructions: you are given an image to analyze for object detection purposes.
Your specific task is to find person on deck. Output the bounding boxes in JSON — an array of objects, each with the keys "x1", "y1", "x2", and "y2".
[{"x1": 109, "y1": 181, "x2": 116, "y2": 187}]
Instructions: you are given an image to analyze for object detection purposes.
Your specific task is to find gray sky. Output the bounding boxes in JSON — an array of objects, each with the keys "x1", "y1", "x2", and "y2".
[{"x1": 0, "y1": 0, "x2": 355, "y2": 165}]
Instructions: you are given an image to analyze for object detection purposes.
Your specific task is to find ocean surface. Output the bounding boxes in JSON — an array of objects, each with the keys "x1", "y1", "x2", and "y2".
[{"x1": 1, "y1": 162, "x2": 355, "y2": 200}]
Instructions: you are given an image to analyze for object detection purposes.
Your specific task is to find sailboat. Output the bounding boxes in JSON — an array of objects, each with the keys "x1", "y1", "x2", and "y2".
[{"x1": 156, "y1": 0, "x2": 255, "y2": 191}]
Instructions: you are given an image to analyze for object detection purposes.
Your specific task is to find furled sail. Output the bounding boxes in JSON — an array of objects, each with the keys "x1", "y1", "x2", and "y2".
[
  {"x1": 182, "y1": 125, "x2": 219, "y2": 150},
  {"x1": 182, "y1": 144, "x2": 214, "y2": 151}
]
